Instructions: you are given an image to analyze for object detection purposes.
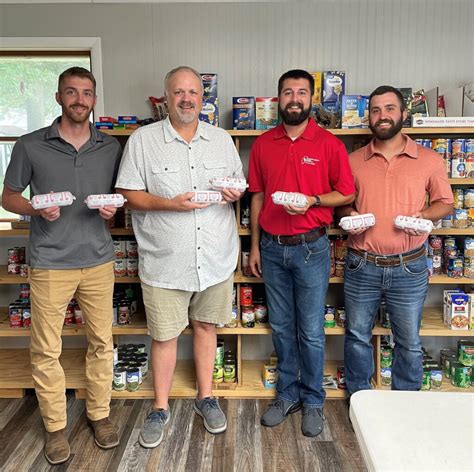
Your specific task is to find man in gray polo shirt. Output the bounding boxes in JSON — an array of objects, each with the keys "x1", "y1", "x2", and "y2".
[
  {"x1": 2, "y1": 67, "x2": 122, "y2": 465},
  {"x1": 116, "y1": 66, "x2": 244, "y2": 448}
]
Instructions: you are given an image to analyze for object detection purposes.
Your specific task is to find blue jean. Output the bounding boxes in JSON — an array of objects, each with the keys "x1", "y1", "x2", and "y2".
[
  {"x1": 343, "y1": 249, "x2": 428, "y2": 394},
  {"x1": 260, "y1": 232, "x2": 330, "y2": 407}
]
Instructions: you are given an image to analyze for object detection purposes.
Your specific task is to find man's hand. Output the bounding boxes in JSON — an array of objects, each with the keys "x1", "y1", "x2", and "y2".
[
  {"x1": 39, "y1": 206, "x2": 60, "y2": 222},
  {"x1": 284, "y1": 193, "x2": 311, "y2": 215},
  {"x1": 404, "y1": 211, "x2": 423, "y2": 236},
  {"x1": 249, "y1": 246, "x2": 262, "y2": 278},
  {"x1": 220, "y1": 188, "x2": 244, "y2": 203},
  {"x1": 99, "y1": 206, "x2": 117, "y2": 220},
  {"x1": 171, "y1": 192, "x2": 211, "y2": 211},
  {"x1": 346, "y1": 210, "x2": 370, "y2": 235}
]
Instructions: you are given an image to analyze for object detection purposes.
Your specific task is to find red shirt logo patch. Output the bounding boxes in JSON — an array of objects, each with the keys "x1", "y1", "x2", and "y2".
[{"x1": 301, "y1": 156, "x2": 319, "y2": 166}]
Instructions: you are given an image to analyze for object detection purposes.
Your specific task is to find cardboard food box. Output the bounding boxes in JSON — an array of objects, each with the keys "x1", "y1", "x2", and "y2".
[
  {"x1": 255, "y1": 97, "x2": 279, "y2": 130},
  {"x1": 310, "y1": 72, "x2": 322, "y2": 105},
  {"x1": 232, "y1": 97, "x2": 255, "y2": 129},
  {"x1": 199, "y1": 96, "x2": 219, "y2": 126},
  {"x1": 201, "y1": 73, "x2": 218, "y2": 97},
  {"x1": 446, "y1": 293, "x2": 469, "y2": 330},
  {"x1": 322, "y1": 71, "x2": 345, "y2": 104},
  {"x1": 341, "y1": 95, "x2": 369, "y2": 129}
]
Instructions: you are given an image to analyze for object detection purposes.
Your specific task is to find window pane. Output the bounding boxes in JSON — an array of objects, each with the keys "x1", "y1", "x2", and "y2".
[{"x1": 0, "y1": 54, "x2": 91, "y2": 137}]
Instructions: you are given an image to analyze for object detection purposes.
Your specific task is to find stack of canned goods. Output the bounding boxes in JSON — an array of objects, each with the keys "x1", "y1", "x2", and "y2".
[
  {"x1": 240, "y1": 284, "x2": 268, "y2": 328},
  {"x1": 427, "y1": 236, "x2": 474, "y2": 278},
  {"x1": 417, "y1": 138, "x2": 474, "y2": 178},
  {"x1": 8, "y1": 284, "x2": 31, "y2": 328},
  {"x1": 7, "y1": 246, "x2": 28, "y2": 277},
  {"x1": 224, "y1": 286, "x2": 239, "y2": 328},
  {"x1": 332, "y1": 236, "x2": 348, "y2": 278},
  {"x1": 113, "y1": 237, "x2": 139, "y2": 277},
  {"x1": 380, "y1": 343, "x2": 393, "y2": 386},
  {"x1": 324, "y1": 305, "x2": 346, "y2": 328},
  {"x1": 440, "y1": 341, "x2": 474, "y2": 389},
  {"x1": 440, "y1": 188, "x2": 474, "y2": 229},
  {"x1": 421, "y1": 350, "x2": 443, "y2": 391},
  {"x1": 213, "y1": 339, "x2": 236, "y2": 384},
  {"x1": 63, "y1": 298, "x2": 84, "y2": 326},
  {"x1": 113, "y1": 343, "x2": 148, "y2": 392},
  {"x1": 113, "y1": 286, "x2": 138, "y2": 325}
]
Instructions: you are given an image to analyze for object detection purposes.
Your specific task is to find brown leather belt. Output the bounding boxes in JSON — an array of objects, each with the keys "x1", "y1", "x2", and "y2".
[
  {"x1": 348, "y1": 246, "x2": 426, "y2": 267},
  {"x1": 263, "y1": 227, "x2": 326, "y2": 246}
]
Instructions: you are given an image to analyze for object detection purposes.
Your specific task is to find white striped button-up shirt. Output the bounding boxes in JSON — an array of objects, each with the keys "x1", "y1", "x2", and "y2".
[{"x1": 116, "y1": 117, "x2": 243, "y2": 291}]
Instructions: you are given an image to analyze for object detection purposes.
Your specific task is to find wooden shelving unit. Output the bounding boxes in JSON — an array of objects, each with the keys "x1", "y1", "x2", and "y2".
[{"x1": 1, "y1": 126, "x2": 473, "y2": 399}]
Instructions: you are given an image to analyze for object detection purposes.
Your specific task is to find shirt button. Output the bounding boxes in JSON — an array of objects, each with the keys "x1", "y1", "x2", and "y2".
[
  {"x1": 191, "y1": 166, "x2": 194, "y2": 169},
  {"x1": 197, "y1": 227, "x2": 200, "y2": 230},
  {"x1": 198, "y1": 266, "x2": 201, "y2": 269},
  {"x1": 164, "y1": 167, "x2": 168, "y2": 171},
  {"x1": 193, "y1": 186, "x2": 196, "y2": 189},
  {"x1": 189, "y1": 146, "x2": 192, "y2": 150},
  {"x1": 198, "y1": 247, "x2": 201, "y2": 250}
]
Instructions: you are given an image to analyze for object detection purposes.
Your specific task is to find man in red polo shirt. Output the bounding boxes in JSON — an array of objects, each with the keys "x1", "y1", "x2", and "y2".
[{"x1": 248, "y1": 69, "x2": 355, "y2": 437}]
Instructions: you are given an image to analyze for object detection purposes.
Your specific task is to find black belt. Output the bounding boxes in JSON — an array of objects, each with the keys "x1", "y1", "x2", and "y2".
[
  {"x1": 263, "y1": 227, "x2": 326, "y2": 246},
  {"x1": 349, "y1": 246, "x2": 426, "y2": 267}
]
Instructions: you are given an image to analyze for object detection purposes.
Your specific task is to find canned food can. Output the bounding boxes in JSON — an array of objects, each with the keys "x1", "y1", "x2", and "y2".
[
  {"x1": 126, "y1": 368, "x2": 140, "y2": 391},
  {"x1": 118, "y1": 305, "x2": 130, "y2": 325},
  {"x1": 224, "y1": 358, "x2": 236, "y2": 383},
  {"x1": 135, "y1": 343, "x2": 146, "y2": 355},
  {"x1": 430, "y1": 367, "x2": 443, "y2": 389},
  {"x1": 241, "y1": 251, "x2": 251, "y2": 276},
  {"x1": 464, "y1": 189, "x2": 474, "y2": 208},
  {"x1": 213, "y1": 365, "x2": 224, "y2": 383},
  {"x1": 126, "y1": 258, "x2": 138, "y2": 277},
  {"x1": 335, "y1": 308, "x2": 346, "y2": 328},
  {"x1": 381, "y1": 367, "x2": 392, "y2": 386},
  {"x1": 443, "y1": 354, "x2": 458, "y2": 378},
  {"x1": 422, "y1": 139, "x2": 432, "y2": 148},
  {"x1": 7, "y1": 263, "x2": 20, "y2": 275},
  {"x1": 421, "y1": 368, "x2": 431, "y2": 390},
  {"x1": 447, "y1": 257, "x2": 464, "y2": 278},
  {"x1": 128, "y1": 361, "x2": 143, "y2": 384},
  {"x1": 114, "y1": 259, "x2": 126, "y2": 277},
  {"x1": 441, "y1": 214, "x2": 453, "y2": 228},
  {"x1": 225, "y1": 305, "x2": 238, "y2": 328},
  {"x1": 453, "y1": 208, "x2": 468, "y2": 229},
  {"x1": 113, "y1": 239, "x2": 126, "y2": 258},
  {"x1": 241, "y1": 306, "x2": 255, "y2": 328},
  {"x1": 74, "y1": 308, "x2": 85, "y2": 325},
  {"x1": 9, "y1": 305, "x2": 23, "y2": 328},
  {"x1": 263, "y1": 364, "x2": 278, "y2": 388},
  {"x1": 381, "y1": 345, "x2": 393, "y2": 368},
  {"x1": 22, "y1": 307, "x2": 31, "y2": 328},
  {"x1": 458, "y1": 340, "x2": 474, "y2": 367},
  {"x1": 254, "y1": 303, "x2": 268, "y2": 324},
  {"x1": 126, "y1": 239, "x2": 139, "y2": 258},
  {"x1": 451, "y1": 157, "x2": 466, "y2": 178},
  {"x1": 124, "y1": 208, "x2": 132, "y2": 229},
  {"x1": 7, "y1": 247, "x2": 20, "y2": 264},
  {"x1": 215, "y1": 341, "x2": 225, "y2": 366},
  {"x1": 240, "y1": 284, "x2": 252, "y2": 306},
  {"x1": 337, "y1": 366, "x2": 346, "y2": 389},
  {"x1": 19, "y1": 264, "x2": 28, "y2": 277},
  {"x1": 453, "y1": 189, "x2": 464, "y2": 209},
  {"x1": 334, "y1": 260, "x2": 345, "y2": 278},
  {"x1": 324, "y1": 305, "x2": 336, "y2": 328},
  {"x1": 450, "y1": 362, "x2": 471, "y2": 388},
  {"x1": 452, "y1": 138, "x2": 466, "y2": 157},
  {"x1": 136, "y1": 357, "x2": 148, "y2": 378},
  {"x1": 113, "y1": 368, "x2": 127, "y2": 391}
]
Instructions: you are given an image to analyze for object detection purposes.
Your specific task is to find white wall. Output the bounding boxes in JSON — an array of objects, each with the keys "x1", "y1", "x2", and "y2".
[{"x1": 1, "y1": 0, "x2": 472, "y2": 128}]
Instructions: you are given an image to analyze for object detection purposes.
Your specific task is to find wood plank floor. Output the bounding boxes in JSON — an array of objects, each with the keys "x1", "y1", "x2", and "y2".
[{"x1": 0, "y1": 392, "x2": 366, "y2": 471}]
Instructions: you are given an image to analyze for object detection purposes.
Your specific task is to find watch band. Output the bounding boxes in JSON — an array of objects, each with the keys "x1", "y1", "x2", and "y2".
[{"x1": 312, "y1": 195, "x2": 321, "y2": 207}]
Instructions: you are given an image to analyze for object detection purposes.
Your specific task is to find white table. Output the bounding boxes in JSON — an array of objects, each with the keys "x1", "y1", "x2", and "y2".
[{"x1": 349, "y1": 390, "x2": 474, "y2": 472}]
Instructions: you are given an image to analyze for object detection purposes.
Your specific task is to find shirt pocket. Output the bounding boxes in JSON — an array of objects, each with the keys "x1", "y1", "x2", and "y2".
[
  {"x1": 396, "y1": 176, "x2": 427, "y2": 211},
  {"x1": 203, "y1": 160, "x2": 227, "y2": 181},
  {"x1": 149, "y1": 164, "x2": 181, "y2": 197}
]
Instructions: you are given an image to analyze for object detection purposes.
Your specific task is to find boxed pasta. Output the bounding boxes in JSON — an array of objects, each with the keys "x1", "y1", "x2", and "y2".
[
  {"x1": 201, "y1": 73, "x2": 218, "y2": 97},
  {"x1": 446, "y1": 293, "x2": 469, "y2": 330},
  {"x1": 232, "y1": 97, "x2": 255, "y2": 130},
  {"x1": 341, "y1": 95, "x2": 369, "y2": 129},
  {"x1": 322, "y1": 71, "x2": 345, "y2": 104},
  {"x1": 255, "y1": 97, "x2": 279, "y2": 130},
  {"x1": 200, "y1": 96, "x2": 219, "y2": 126},
  {"x1": 310, "y1": 72, "x2": 322, "y2": 105}
]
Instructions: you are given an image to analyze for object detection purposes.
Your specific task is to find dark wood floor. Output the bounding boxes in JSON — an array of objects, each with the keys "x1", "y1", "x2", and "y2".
[{"x1": 0, "y1": 392, "x2": 366, "y2": 471}]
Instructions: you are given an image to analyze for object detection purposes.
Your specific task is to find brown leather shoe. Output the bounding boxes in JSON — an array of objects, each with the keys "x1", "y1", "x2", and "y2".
[
  {"x1": 44, "y1": 428, "x2": 70, "y2": 465},
  {"x1": 88, "y1": 417, "x2": 119, "y2": 449}
]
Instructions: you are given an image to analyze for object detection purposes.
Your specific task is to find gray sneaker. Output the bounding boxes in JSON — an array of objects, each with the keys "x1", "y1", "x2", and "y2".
[
  {"x1": 301, "y1": 406, "x2": 325, "y2": 437},
  {"x1": 194, "y1": 397, "x2": 227, "y2": 434},
  {"x1": 138, "y1": 407, "x2": 170, "y2": 448},
  {"x1": 261, "y1": 398, "x2": 301, "y2": 427}
]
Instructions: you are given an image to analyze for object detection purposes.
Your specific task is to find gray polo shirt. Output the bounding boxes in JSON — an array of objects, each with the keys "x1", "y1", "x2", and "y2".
[
  {"x1": 116, "y1": 118, "x2": 243, "y2": 292},
  {"x1": 4, "y1": 118, "x2": 122, "y2": 269}
]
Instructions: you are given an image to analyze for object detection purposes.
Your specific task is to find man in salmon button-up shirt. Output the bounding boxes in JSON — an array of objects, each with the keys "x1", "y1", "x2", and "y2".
[{"x1": 338, "y1": 85, "x2": 453, "y2": 397}]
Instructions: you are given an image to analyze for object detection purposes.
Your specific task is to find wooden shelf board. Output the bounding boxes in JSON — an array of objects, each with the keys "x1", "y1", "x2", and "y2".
[
  {"x1": 373, "y1": 307, "x2": 474, "y2": 337},
  {"x1": 377, "y1": 377, "x2": 473, "y2": 394},
  {"x1": 449, "y1": 179, "x2": 474, "y2": 185}
]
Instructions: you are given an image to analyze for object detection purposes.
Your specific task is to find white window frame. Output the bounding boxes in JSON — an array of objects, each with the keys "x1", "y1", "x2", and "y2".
[{"x1": 0, "y1": 37, "x2": 104, "y2": 117}]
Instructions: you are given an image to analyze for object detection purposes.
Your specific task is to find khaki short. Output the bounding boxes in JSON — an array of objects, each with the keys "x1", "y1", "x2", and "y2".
[{"x1": 141, "y1": 275, "x2": 233, "y2": 341}]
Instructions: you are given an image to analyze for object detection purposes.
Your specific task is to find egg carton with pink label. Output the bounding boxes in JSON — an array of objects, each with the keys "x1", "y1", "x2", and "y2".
[
  {"x1": 394, "y1": 215, "x2": 433, "y2": 233},
  {"x1": 30, "y1": 191, "x2": 76, "y2": 210},
  {"x1": 85, "y1": 194, "x2": 127, "y2": 209},
  {"x1": 339, "y1": 213, "x2": 376, "y2": 231},
  {"x1": 191, "y1": 191, "x2": 223, "y2": 204},
  {"x1": 271, "y1": 191, "x2": 308, "y2": 208},
  {"x1": 210, "y1": 177, "x2": 248, "y2": 192}
]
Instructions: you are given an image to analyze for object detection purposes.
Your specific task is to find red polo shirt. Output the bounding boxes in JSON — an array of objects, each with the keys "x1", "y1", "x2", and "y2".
[{"x1": 248, "y1": 119, "x2": 355, "y2": 235}]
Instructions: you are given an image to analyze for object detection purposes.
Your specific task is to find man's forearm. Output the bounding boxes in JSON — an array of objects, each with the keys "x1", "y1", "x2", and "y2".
[
  {"x1": 250, "y1": 192, "x2": 264, "y2": 248},
  {"x1": 116, "y1": 189, "x2": 174, "y2": 211},
  {"x1": 421, "y1": 202, "x2": 453, "y2": 222},
  {"x1": 309, "y1": 191, "x2": 355, "y2": 208}
]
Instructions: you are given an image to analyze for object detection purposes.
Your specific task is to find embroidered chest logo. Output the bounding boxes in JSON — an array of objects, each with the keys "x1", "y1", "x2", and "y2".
[{"x1": 301, "y1": 156, "x2": 319, "y2": 166}]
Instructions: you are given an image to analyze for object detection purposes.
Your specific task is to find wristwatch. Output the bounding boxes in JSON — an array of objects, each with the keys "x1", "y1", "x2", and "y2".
[{"x1": 311, "y1": 195, "x2": 321, "y2": 207}]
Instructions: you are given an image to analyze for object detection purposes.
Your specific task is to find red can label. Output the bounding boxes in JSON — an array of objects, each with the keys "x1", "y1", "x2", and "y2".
[{"x1": 240, "y1": 285, "x2": 253, "y2": 306}]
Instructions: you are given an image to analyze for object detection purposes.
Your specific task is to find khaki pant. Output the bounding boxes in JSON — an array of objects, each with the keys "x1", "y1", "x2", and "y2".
[{"x1": 29, "y1": 261, "x2": 114, "y2": 432}]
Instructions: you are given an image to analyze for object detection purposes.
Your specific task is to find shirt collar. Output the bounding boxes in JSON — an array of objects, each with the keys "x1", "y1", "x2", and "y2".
[
  {"x1": 273, "y1": 118, "x2": 319, "y2": 141},
  {"x1": 364, "y1": 134, "x2": 418, "y2": 160},
  {"x1": 163, "y1": 116, "x2": 210, "y2": 143},
  {"x1": 45, "y1": 117, "x2": 103, "y2": 144}
]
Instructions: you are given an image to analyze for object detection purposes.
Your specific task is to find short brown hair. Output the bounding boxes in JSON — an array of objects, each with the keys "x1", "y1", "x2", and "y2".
[{"x1": 58, "y1": 67, "x2": 96, "y2": 93}]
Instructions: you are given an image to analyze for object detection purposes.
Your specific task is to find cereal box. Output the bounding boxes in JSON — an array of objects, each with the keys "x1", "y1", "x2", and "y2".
[
  {"x1": 341, "y1": 95, "x2": 369, "y2": 129},
  {"x1": 255, "y1": 97, "x2": 279, "y2": 130},
  {"x1": 232, "y1": 97, "x2": 255, "y2": 130},
  {"x1": 201, "y1": 73, "x2": 218, "y2": 98},
  {"x1": 310, "y1": 72, "x2": 322, "y2": 105},
  {"x1": 322, "y1": 71, "x2": 345, "y2": 104},
  {"x1": 199, "y1": 96, "x2": 219, "y2": 126}
]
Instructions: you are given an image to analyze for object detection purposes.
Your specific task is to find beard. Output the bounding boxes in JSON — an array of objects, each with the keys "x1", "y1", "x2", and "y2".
[
  {"x1": 174, "y1": 101, "x2": 199, "y2": 124},
  {"x1": 62, "y1": 103, "x2": 93, "y2": 124},
  {"x1": 369, "y1": 115, "x2": 404, "y2": 141},
  {"x1": 279, "y1": 101, "x2": 311, "y2": 126}
]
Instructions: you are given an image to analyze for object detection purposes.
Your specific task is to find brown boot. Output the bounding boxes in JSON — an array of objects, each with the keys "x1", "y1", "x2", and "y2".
[
  {"x1": 44, "y1": 428, "x2": 70, "y2": 465},
  {"x1": 88, "y1": 417, "x2": 119, "y2": 449}
]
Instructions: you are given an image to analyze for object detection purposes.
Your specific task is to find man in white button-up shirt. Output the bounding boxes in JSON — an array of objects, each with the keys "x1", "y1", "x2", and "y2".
[{"x1": 116, "y1": 66, "x2": 244, "y2": 448}]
